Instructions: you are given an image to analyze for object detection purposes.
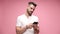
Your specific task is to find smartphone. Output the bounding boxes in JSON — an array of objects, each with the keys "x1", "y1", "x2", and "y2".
[{"x1": 33, "y1": 22, "x2": 38, "y2": 24}]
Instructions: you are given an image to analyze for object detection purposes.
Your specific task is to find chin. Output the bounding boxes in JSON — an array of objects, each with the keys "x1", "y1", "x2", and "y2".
[{"x1": 29, "y1": 13, "x2": 32, "y2": 16}]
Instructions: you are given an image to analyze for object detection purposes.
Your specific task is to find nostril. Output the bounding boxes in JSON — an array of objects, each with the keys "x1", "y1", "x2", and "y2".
[{"x1": 31, "y1": 8, "x2": 32, "y2": 9}]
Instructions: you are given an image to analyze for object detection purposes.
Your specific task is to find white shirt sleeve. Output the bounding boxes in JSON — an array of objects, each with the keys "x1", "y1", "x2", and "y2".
[
  {"x1": 34, "y1": 17, "x2": 39, "y2": 22},
  {"x1": 35, "y1": 17, "x2": 39, "y2": 26},
  {"x1": 37, "y1": 17, "x2": 39, "y2": 26},
  {"x1": 16, "y1": 16, "x2": 22, "y2": 27}
]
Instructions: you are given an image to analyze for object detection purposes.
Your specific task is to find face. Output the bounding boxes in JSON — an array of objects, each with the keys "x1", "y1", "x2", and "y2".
[{"x1": 27, "y1": 4, "x2": 36, "y2": 16}]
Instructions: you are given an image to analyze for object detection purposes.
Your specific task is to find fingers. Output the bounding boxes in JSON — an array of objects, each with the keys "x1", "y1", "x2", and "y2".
[
  {"x1": 26, "y1": 23, "x2": 38, "y2": 29},
  {"x1": 26, "y1": 23, "x2": 33, "y2": 29}
]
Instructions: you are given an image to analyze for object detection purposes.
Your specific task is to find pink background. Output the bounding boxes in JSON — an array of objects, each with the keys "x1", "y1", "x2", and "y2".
[{"x1": 0, "y1": 0, "x2": 60, "y2": 34}]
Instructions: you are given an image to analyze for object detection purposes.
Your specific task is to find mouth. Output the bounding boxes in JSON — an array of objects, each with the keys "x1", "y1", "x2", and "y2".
[
  {"x1": 29, "y1": 12, "x2": 33, "y2": 14},
  {"x1": 30, "y1": 11, "x2": 33, "y2": 13}
]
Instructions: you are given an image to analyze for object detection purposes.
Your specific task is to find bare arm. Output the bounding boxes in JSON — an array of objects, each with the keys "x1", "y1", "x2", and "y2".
[
  {"x1": 33, "y1": 24, "x2": 39, "y2": 34},
  {"x1": 16, "y1": 26, "x2": 27, "y2": 34},
  {"x1": 16, "y1": 23, "x2": 33, "y2": 34},
  {"x1": 34, "y1": 27, "x2": 39, "y2": 34}
]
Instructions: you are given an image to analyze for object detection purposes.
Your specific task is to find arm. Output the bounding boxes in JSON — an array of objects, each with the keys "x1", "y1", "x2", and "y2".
[
  {"x1": 33, "y1": 17, "x2": 39, "y2": 34},
  {"x1": 16, "y1": 24, "x2": 33, "y2": 34},
  {"x1": 33, "y1": 24, "x2": 39, "y2": 34},
  {"x1": 16, "y1": 23, "x2": 33, "y2": 34},
  {"x1": 16, "y1": 16, "x2": 27, "y2": 34},
  {"x1": 16, "y1": 26, "x2": 27, "y2": 34}
]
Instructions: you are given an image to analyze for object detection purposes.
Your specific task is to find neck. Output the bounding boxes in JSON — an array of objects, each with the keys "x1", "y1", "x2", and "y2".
[{"x1": 25, "y1": 12, "x2": 30, "y2": 18}]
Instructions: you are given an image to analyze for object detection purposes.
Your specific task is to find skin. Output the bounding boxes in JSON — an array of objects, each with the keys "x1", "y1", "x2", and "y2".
[
  {"x1": 27, "y1": 4, "x2": 35, "y2": 16},
  {"x1": 33, "y1": 24, "x2": 39, "y2": 34},
  {"x1": 16, "y1": 4, "x2": 39, "y2": 34}
]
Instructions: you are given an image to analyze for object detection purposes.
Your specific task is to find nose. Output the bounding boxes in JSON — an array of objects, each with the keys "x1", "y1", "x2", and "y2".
[{"x1": 31, "y1": 9, "x2": 34, "y2": 12}]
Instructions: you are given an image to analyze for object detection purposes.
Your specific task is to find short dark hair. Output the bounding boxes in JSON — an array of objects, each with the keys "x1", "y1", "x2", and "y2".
[{"x1": 28, "y1": 2, "x2": 37, "y2": 7}]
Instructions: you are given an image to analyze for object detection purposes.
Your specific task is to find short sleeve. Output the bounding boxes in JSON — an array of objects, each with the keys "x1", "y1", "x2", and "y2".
[
  {"x1": 34, "y1": 17, "x2": 39, "y2": 22},
  {"x1": 36, "y1": 17, "x2": 39, "y2": 26},
  {"x1": 16, "y1": 16, "x2": 22, "y2": 27},
  {"x1": 35, "y1": 17, "x2": 39, "y2": 26}
]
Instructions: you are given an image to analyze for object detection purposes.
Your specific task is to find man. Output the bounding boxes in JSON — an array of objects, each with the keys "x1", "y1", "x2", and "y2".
[{"x1": 16, "y1": 2, "x2": 39, "y2": 34}]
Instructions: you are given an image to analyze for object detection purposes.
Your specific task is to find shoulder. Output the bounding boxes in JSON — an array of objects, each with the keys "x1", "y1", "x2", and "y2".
[
  {"x1": 32, "y1": 15, "x2": 38, "y2": 19},
  {"x1": 17, "y1": 14, "x2": 25, "y2": 19},
  {"x1": 32, "y1": 15, "x2": 39, "y2": 22}
]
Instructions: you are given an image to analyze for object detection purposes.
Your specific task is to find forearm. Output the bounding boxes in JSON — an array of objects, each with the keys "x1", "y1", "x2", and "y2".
[
  {"x1": 33, "y1": 25, "x2": 39, "y2": 34},
  {"x1": 16, "y1": 26, "x2": 27, "y2": 34},
  {"x1": 34, "y1": 28, "x2": 39, "y2": 34}
]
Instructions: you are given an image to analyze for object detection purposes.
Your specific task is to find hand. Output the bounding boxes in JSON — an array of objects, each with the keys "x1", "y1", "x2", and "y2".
[
  {"x1": 33, "y1": 24, "x2": 38, "y2": 29},
  {"x1": 26, "y1": 23, "x2": 33, "y2": 29},
  {"x1": 33, "y1": 24, "x2": 39, "y2": 34}
]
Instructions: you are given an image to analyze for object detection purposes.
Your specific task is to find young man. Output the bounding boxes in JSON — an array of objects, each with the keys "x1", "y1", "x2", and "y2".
[{"x1": 16, "y1": 2, "x2": 39, "y2": 34}]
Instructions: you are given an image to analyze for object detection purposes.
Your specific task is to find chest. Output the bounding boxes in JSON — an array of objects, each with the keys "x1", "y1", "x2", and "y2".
[{"x1": 20, "y1": 17, "x2": 35, "y2": 26}]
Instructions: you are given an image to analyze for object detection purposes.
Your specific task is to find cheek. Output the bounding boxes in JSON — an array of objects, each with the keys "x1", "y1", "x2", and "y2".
[{"x1": 28, "y1": 9, "x2": 31, "y2": 11}]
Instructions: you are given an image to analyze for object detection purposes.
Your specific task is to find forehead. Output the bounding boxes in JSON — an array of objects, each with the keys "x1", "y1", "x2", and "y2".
[{"x1": 28, "y1": 4, "x2": 35, "y2": 8}]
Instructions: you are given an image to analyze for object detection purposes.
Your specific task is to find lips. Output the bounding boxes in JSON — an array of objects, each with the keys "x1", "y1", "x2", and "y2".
[
  {"x1": 29, "y1": 12, "x2": 32, "y2": 14},
  {"x1": 30, "y1": 11, "x2": 33, "y2": 13}
]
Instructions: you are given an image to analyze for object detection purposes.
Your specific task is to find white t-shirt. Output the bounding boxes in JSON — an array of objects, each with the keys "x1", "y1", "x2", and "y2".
[{"x1": 16, "y1": 14, "x2": 38, "y2": 34}]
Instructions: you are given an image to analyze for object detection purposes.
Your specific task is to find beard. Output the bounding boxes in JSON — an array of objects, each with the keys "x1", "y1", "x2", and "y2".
[
  {"x1": 27, "y1": 10, "x2": 33, "y2": 16},
  {"x1": 27, "y1": 11, "x2": 32, "y2": 16}
]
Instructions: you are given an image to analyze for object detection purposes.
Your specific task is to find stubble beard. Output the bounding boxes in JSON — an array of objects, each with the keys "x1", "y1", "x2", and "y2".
[{"x1": 27, "y1": 11, "x2": 32, "y2": 16}]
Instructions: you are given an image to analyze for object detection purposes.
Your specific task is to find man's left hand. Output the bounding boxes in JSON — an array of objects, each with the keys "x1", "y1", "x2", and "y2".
[{"x1": 33, "y1": 24, "x2": 39, "y2": 34}]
